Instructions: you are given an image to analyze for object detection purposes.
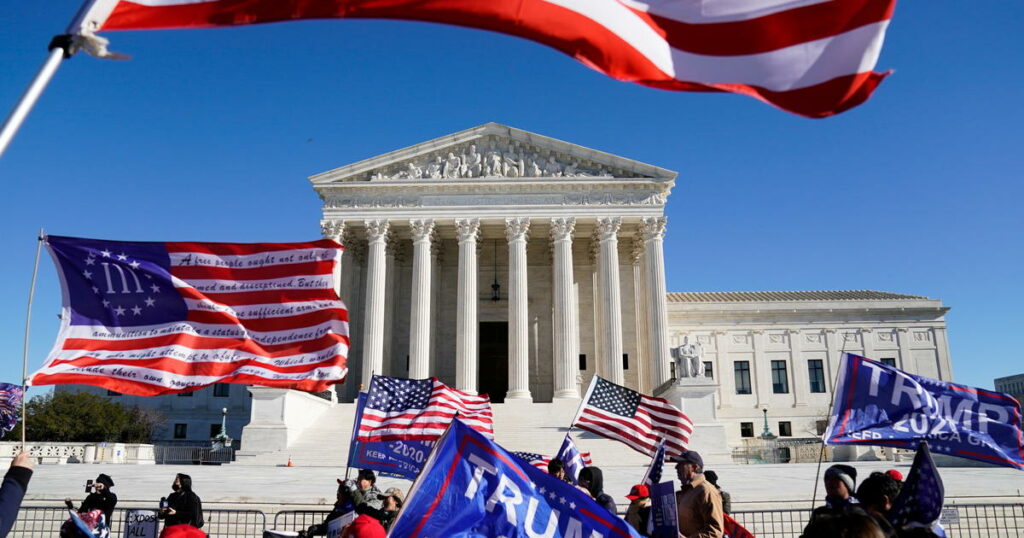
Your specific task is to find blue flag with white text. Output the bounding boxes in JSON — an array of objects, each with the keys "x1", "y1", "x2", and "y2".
[
  {"x1": 825, "y1": 354, "x2": 1024, "y2": 470},
  {"x1": 556, "y1": 434, "x2": 586, "y2": 484},
  {"x1": 889, "y1": 442, "x2": 947, "y2": 537},
  {"x1": 390, "y1": 419, "x2": 642, "y2": 538}
]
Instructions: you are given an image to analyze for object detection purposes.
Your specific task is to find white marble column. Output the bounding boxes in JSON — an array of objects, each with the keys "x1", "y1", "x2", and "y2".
[
  {"x1": 630, "y1": 238, "x2": 650, "y2": 394},
  {"x1": 550, "y1": 218, "x2": 579, "y2": 399},
  {"x1": 320, "y1": 220, "x2": 346, "y2": 299},
  {"x1": 824, "y1": 329, "x2": 840, "y2": 392},
  {"x1": 596, "y1": 217, "x2": 624, "y2": 385},
  {"x1": 361, "y1": 219, "x2": 390, "y2": 390},
  {"x1": 455, "y1": 218, "x2": 481, "y2": 393},
  {"x1": 895, "y1": 327, "x2": 910, "y2": 370},
  {"x1": 505, "y1": 217, "x2": 532, "y2": 401},
  {"x1": 752, "y1": 330, "x2": 770, "y2": 408},
  {"x1": 408, "y1": 219, "x2": 434, "y2": 379},
  {"x1": 640, "y1": 216, "x2": 671, "y2": 390},
  {"x1": 788, "y1": 330, "x2": 808, "y2": 407}
]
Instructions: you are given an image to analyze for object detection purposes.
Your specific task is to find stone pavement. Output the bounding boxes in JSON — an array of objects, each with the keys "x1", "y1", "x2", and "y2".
[{"x1": 19, "y1": 460, "x2": 1024, "y2": 512}]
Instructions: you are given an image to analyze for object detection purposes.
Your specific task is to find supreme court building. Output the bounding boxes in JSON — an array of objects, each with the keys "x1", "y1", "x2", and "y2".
[{"x1": 66, "y1": 123, "x2": 953, "y2": 462}]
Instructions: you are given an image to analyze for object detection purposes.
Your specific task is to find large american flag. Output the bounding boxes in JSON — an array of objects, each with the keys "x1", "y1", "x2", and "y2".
[
  {"x1": 29, "y1": 236, "x2": 348, "y2": 396},
  {"x1": 357, "y1": 375, "x2": 493, "y2": 443},
  {"x1": 80, "y1": 0, "x2": 895, "y2": 118},
  {"x1": 572, "y1": 376, "x2": 693, "y2": 457},
  {"x1": 511, "y1": 451, "x2": 593, "y2": 473}
]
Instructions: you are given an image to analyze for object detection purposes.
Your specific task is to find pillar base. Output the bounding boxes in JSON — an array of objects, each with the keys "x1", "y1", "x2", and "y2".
[
  {"x1": 656, "y1": 378, "x2": 732, "y2": 464},
  {"x1": 505, "y1": 391, "x2": 533, "y2": 402}
]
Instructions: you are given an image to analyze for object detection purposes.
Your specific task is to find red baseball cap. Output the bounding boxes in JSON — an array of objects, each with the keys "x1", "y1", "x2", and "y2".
[
  {"x1": 886, "y1": 469, "x2": 903, "y2": 482},
  {"x1": 626, "y1": 484, "x2": 650, "y2": 500}
]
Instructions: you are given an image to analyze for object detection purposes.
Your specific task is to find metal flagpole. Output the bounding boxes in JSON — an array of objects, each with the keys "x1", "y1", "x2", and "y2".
[
  {"x1": 0, "y1": 0, "x2": 122, "y2": 159},
  {"x1": 810, "y1": 338, "x2": 852, "y2": 510},
  {"x1": 20, "y1": 229, "x2": 45, "y2": 447}
]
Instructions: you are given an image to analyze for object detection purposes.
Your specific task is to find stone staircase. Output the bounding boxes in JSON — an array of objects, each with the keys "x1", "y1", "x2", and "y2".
[{"x1": 233, "y1": 400, "x2": 652, "y2": 469}]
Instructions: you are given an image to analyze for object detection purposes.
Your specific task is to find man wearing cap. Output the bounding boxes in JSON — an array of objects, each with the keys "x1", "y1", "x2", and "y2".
[
  {"x1": 672, "y1": 450, "x2": 724, "y2": 538},
  {"x1": 624, "y1": 484, "x2": 652, "y2": 537},
  {"x1": 823, "y1": 464, "x2": 859, "y2": 509},
  {"x1": 373, "y1": 488, "x2": 404, "y2": 532}
]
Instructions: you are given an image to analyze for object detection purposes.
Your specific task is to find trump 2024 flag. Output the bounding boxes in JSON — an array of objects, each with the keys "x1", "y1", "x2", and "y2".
[
  {"x1": 30, "y1": 235, "x2": 349, "y2": 396},
  {"x1": 78, "y1": 0, "x2": 896, "y2": 118}
]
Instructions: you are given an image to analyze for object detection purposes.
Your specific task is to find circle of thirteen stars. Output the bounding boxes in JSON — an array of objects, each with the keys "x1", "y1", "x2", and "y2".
[{"x1": 81, "y1": 248, "x2": 160, "y2": 318}]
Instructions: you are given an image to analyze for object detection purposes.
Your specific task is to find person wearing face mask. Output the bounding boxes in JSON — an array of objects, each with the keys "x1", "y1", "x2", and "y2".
[
  {"x1": 65, "y1": 474, "x2": 117, "y2": 525},
  {"x1": 159, "y1": 473, "x2": 203, "y2": 529}
]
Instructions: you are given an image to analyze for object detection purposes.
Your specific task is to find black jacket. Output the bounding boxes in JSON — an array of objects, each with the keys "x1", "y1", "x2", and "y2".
[
  {"x1": 80, "y1": 490, "x2": 118, "y2": 524},
  {"x1": 162, "y1": 490, "x2": 203, "y2": 528},
  {"x1": 579, "y1": 467, "x2": 618, "y2": 516},
  {"x1": 0, "y1": 465, "x2": 33, "y2": 538}
]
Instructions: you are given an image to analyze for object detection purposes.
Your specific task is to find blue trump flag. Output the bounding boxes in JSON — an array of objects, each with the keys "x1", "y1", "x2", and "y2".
[
  {"x1": 825, "y1": 353, "x2": 1024, "y2": 470},
  {"x1": 889, "y1": 441, "x2": 947, "y2": 537},
  {"x1": 390, "y1": 419, "x2": 642, "y2": 538},
  {"x1": 347, "y1": 393, "x2": 433, "y2": 480}
]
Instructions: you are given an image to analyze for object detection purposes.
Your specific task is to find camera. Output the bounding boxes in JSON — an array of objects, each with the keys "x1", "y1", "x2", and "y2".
[
  {"x1": 85, "y1": 479, "x2": 94, "y2": 493},
  {"x1": 160, "y1": 497, "x2": 169, "y2": 510}
]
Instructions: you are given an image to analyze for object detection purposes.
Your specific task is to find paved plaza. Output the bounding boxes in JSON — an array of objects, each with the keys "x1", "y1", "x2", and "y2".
[{"x1": 19, "y1": 460, "x2": 1024, "y2": 512}]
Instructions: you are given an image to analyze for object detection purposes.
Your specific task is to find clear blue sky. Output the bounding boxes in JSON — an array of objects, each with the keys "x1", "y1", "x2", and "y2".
[{"x1": 2, "y1": 1, "x2": 1021, "y2": 393}]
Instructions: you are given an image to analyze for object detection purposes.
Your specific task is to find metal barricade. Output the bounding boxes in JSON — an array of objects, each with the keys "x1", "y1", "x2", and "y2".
[
  {"x1": 154, "y1": 445, "x2": 235, "y2": 465},
  {"x1": 10, "y1": 507, "x2": 266, "y2": 538},
  {"x1": 271, "y1": 511, "x2": 332, "y2": 533},
  {"x1": 732, "y1": 508, "x2": 812, "y2": 538}
]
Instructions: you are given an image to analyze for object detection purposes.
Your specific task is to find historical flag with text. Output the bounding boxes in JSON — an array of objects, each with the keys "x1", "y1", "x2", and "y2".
[{"x1": 29, "y1": 235, "x2": 348, "y2": 395}]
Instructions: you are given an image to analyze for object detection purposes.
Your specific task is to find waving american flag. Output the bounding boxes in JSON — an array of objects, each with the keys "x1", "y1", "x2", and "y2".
[
  {"x1": 512, "y1": 450, "x2": 593, "y2": 473},
  {"x1": 29, "y1": 236, "x2": 348, "y2": 396},
  {"x1": 358, "y1": 375, "x2": 493, "y2": 443}
]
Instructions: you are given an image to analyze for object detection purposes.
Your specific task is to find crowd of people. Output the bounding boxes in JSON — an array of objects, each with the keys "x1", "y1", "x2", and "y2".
[{"x1": 0, "y1": 449, "x2": 944, "y2": 538}]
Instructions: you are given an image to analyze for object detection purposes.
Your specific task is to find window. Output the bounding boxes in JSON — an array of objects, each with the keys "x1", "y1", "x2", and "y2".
[
  {"x1": 734, "y1": 361, "x2": 752, "y2": 395},
  {"x1": 173, "y1": 424, "x2": 187, "y2": 439},
  {"x1": 808, "y1": 360, "x2": 826, "y2": 393},
  {"x1": 622, "y1": 354, "x2": 629, "y2": 370},
  {"x1": 106, "y1": 389, "x2": 120, "y2": 396},
  {"x1": 740, "y1": 422, "x2": 754, "y2": 438},
  {"x1": 213, "y1": 383, "x2": 230, "y2": 398},
  {"x1": 209, "y1": 424, "x2": 222, "y2": 438},
  {"x1": 578, "y1": 354, "x2": 587, "y2": 370},
  {"x1": 880, "y1": 358, "x2": 896, "y2": 367},
  {"x1": 178, "y1": 391, "x2": 193, "y2": 397},
  {"x1": 703, "y1": 361, "x2": 714, "y2": 379},
  {"x1": 779, "y1": 421, "x2": 792, "y2": 437},
  {"x1": 771, "y1": 360, "x2": 789, "y2": 394},
  {"x1": 816, "y1": 420, "x2": 828, "y2": 436}
]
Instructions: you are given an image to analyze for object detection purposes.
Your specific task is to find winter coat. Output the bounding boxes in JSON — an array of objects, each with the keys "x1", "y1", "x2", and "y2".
[
  {"x1": 80, "y1": 490, "x2": 118, "y2": 525},
  {"x1": 306, "y1": 502, "x2": 354, "y2": 536},
  {"x1": 163, "y1": 491, "x2": 203, "y2": 529},
  {"x1": 578, "y1": 467, "x2": 617, "y2": 516},
  {"x1": 0, "y1": 465, "x2": 32, "y2": 538},
  {"x1": 349, "y1": 485, "x2": 384, "y2": 513},
  {"x1": 675, "y1": 474, "x2": 724, "y2": 538}
]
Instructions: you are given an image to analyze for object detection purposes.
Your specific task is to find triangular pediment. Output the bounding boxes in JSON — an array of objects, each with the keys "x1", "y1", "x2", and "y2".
[{"x1": 310, "y1": 123, "x2": 676, "y2": 184}]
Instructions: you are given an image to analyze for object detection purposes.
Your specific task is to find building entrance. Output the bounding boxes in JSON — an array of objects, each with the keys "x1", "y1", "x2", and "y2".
[{"x1": 478, "y1": 321, "x2": 509, "y2": 403}]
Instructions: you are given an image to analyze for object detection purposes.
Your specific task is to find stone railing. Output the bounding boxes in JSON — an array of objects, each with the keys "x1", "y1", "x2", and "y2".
[{"x1": 0, "y1": 442, "x2": 156, "y2": 465}]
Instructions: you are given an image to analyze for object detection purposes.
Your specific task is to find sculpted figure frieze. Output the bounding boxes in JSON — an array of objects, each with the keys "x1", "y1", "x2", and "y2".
[{"x1": 359, "y1": 135, "x2": 640, "y2": 182}]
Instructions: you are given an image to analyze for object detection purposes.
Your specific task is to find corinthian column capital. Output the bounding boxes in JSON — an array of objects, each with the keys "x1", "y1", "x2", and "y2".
[
  {"x1": 410, "y1": 219, "x2": 435, "y2": 242},
  {"x1": 364, "y1": 219, "x2": 390, "y2": 242},
  {"x1": 505, "y1": 217, "x2": 530, "y2": 242},
  {"x1": 595, "y1": 217, "x2": 622, "y2": 241},
  {"x1": 549, "y1": 217, "x2": 576, "y2": 242},
  {"x1": 640, "y1": 216, "x2": 667, "y2": 241},
  {"x1": 320, "y1": 219, "x2": 345, "y2": 241},
  {"x1": 455, "y1": 218, "x2": 481, "y2": 243}
]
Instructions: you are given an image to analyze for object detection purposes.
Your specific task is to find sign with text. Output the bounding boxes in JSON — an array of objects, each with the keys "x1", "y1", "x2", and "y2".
[
  {"x1": 825, "y1": 353, "x2": 1024, "y2": 470},
  {"x1": 123, "y1": 510, "x2": 158, "y2": 538},
  {"x1": 348, "y1": 392, "x2": 433, "y2": 480},
  {"x1": 649, "y1": 481, "x2": 679, "y2": 538}
]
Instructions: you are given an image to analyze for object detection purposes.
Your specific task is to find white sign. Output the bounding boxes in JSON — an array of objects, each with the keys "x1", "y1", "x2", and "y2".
[
  {"x1": 124, "y1": 510, "x2": 159, "y2": 538},
  {"x1": 325, "y1": 511, "x2": 355, "y2": 538}
]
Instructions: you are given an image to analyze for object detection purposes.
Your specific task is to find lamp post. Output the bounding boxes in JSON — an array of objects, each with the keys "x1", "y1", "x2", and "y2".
[
  {"x1": 212, "y1": 407, "x2": 232, "y2": 449},
  {"x1": 760, "y1": 407, "x2": 777, "y2": 440}
]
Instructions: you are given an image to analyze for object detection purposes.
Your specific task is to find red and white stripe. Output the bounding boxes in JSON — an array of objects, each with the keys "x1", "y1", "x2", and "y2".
[
  {"x1": 574, "y1": 379, "x2": 694, "y2": 457},
  {"x1": 30, "y1": 239, "x2": 348, "y2": 396},
  {"x1": 91, "y1": 0, "x2": 896, "y2": 117},
  {"x1": 516, "y1": 452, "x2": 593, "y2": 471},
  {"x1": 358, "y1": 378, "x2": 493, "y2": 442}
]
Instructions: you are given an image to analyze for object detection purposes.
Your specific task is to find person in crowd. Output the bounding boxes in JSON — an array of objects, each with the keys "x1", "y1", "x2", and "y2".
[
  {"x1": 159, "y1": 524, "x2": 206, "y2": 538},
  {"x1": 65, "y1": 474, "x2": 117, "y2": 525},
  {"x1": 672, "y1": 450, "x2": 724, "y2": 538},
  {"x1": 823, "y1": 464, "x2": 860, "y2": 509},
  {"x1": 801, "y1": 506, "x2": 885, "y2": 538},
  {"x1": 885, "y1": 470, "x2": 904, "y2": 486},
  {"x1": 0, "y1": 451, "x2": 33, "y2": 538},
  {"x1": 374, "y1": 488, "x2": 403, "y2": 532},
  {"x1": 547, "y1": 459, "x2": 567, "y2": 482},
  {"x1": 343, "y1": 470, "x2": 383, "y2": 514},
  {"x1": 340, "y1": 513, "x2": 385, "y2": 538},
  {"x1": 624, "y1": 484, "x2": 651, "y2": 537},
  {"x1": 856, "y1": 472, "x2": 900, "y2": 538},
  {"x1": 703, "y1": 471, "x2": 731, "y2": 515},
  {"x1": 160, "y1": 474, "x2": 203, "y2": 529},
  {"x1": 304, "y1": 481, "x2": 357, "y2": 536},
  {"x1": 577, "y1": 467, "x2": 617, "y2": 515}
]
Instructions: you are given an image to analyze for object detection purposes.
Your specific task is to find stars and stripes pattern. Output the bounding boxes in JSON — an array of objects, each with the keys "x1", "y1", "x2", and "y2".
[
  {"x1": 889, "y1": 441, "x2": 947, "y2": 536},
  {"x1": 357, "y1": 375, "x2": 493, "y2": 442},
  {"x1": 511, "y1": 450, "x2": 593, "y2": 472},
  {"x1": 641, "y1": 440, "x2": 667, "y2": 487},
  {"x1": 87, "y1": 0, "x2": 895, "y2": 118},
  {"x1": 573, "y1": 376, "x2": 693, "y2": 458},
  {"x1": 29, "y1": 236, "x2": 348, "y2": 396},
  {"x1": 0, "y1": 383, "x2": 24, "y2": 434}
]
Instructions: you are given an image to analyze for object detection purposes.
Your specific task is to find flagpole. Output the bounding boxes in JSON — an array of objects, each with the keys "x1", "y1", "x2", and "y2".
[
  {"x1": 810, "y1": 342, "x2": 852, "y2": 510},
  {"x1": 0, "y1": 0, "x2": 120, "y2": 159},
  {"x1": 20, "y1": 229, "x2": 45, "y2": 447},
  {"x1": 569, "y1": 376, "x2": 598, "y2": 428}
]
